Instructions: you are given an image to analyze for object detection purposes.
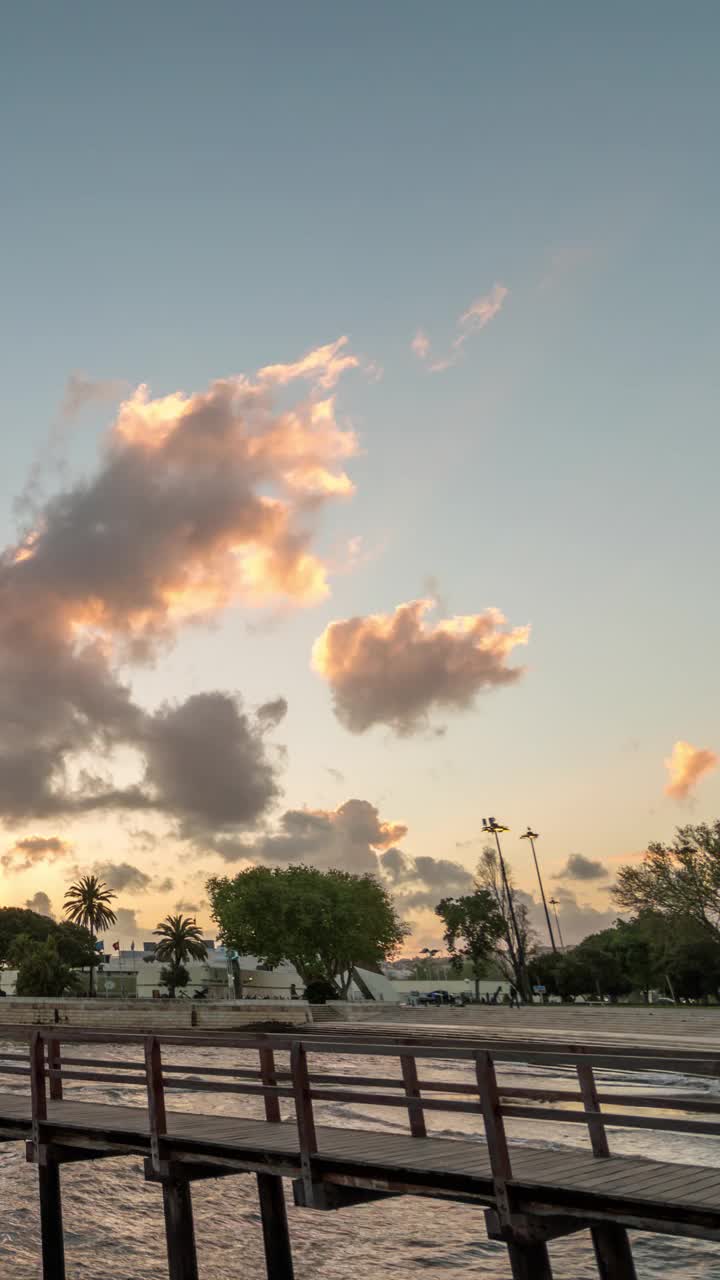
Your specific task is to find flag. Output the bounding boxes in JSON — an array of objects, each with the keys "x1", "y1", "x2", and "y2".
[
  {"x1": 112, "y1": 941, "x2": 120, "y2": 952},
  {"x1": 95, "y1": 940, "x2": 104, "y2": 952}
]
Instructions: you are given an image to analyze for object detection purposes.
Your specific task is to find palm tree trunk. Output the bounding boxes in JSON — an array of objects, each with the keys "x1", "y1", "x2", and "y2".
[{"x1": 89, "y1": 929, "x2": 95, "y2": 997}]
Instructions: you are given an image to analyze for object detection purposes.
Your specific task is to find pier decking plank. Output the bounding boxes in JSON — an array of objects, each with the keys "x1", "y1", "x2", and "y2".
[{"x1": 4, "y1": 1090, "x2": 720, "y2": 1225}]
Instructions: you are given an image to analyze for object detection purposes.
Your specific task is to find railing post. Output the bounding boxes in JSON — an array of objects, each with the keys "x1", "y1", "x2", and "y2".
[
  {"x1": 576, "y1": 1061, "x2": 610, "y2": 1157},
  {"x1": 258, "y1": 1045, "x2": 295, "y2": 1278},
  {"x1": 145, "y1": 1036, "x2": 199, "y2": 1280},
  {"x1": 577, "y1": 1062, "x2": 638, "y2": 1279},
  {"x1": 260, "y1": 1045, "x2": 282, "y2": 1123},
  {"x1": 30, "y1": 1033, "x2": 66, "y2": 1280},
  {"x1": 291, "y1": 1041, "x2": 317, "y2": 1204},
  {"x1": 400, "y1": 1052, "x2": 426, "y2": 1138},
  {"x1": 144, "y1": 1035, "x2": 167, "y2": 1175},
  {"x1": 48, "y1": 1038, "x2": 63, "y2": 1102},
  {"x1": 476, "y1": 1050, "x2": 553, "y2": 1280}
]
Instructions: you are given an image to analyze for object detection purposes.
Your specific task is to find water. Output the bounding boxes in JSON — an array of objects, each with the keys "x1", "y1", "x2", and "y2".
[{"x1": 0, "y1": 1042, "x2": 718, "y2": 1278}]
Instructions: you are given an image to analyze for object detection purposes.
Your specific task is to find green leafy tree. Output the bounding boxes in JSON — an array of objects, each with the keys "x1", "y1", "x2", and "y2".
[
  {"x1": 63, "y1": 875, "x2": 117, "y2": 996},
  {"x1": 614, "y1": 823, "x2": 720, "y2": 940},
  {"x1": 0, "y1": 908, "x2": 55, "y2": 964},
  {"x1": 208, "y1": 865, "x2": 408, "y2": 998},
  {"x1": 153, "y1": 915, "x2": 208, "y2": 997},
  {"x1": 435, "y1": 890, "x2": 505, "y2": 1001},
  {"x1": 15, "y1": 937, "x2": 77, "y2": 998}
]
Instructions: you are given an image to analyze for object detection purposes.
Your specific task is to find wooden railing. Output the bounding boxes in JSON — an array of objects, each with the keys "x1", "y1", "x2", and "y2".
[
  {"x1": 5, "y1": 1026, "x2": 720, "y2": 1280},
  {"x1": 11, "y1": 1026, "x2": 720, "y2": 1168}
]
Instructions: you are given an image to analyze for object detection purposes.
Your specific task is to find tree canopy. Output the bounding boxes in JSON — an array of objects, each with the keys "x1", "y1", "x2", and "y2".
[
  {"x1": 527, "y1": 911, "x2": 720, "y2": 1003},
  {"x1": 614, "y1": 823, "x2": 720, "y2": 939},
  {"x1": 15, "y1": 936, "x2": 77, "y2": 998},
  {"x1": 0, "y1": 907, "x2": 95, "y2": 975},
  {"x1": 435, "y1": 890, "x2": 505, "y2": 1000},
  {"x1": 208, "y1": 864, "x2": 408, "y2": 998}
]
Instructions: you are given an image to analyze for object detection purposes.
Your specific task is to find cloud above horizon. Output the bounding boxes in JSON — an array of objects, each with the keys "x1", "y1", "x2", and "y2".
[
  {"x1": 0, "y1": 341, "x2": 358, "y2": 834},
  {"x1": 412, "y1": 283, "x2": 508, "y2": 373},
  {"x1": 553, "y1": 853, "x2": 608, "y2": 881},
  {"x1": 664, "y1": 740, "x2": 718, "y2": 799},
  {"x1": 210, "y1": 795, "x2": 476, "y2": 922},
  {"x1": 312, "y1": 599, "x2": 529, "y2": 734},
  {"x1": 2, "y1": 836, "x2": 73, "y2": 872}
]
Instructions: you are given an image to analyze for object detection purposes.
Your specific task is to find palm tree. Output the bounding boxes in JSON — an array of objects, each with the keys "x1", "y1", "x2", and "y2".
[
  {"x1": 153, "y1": 915, "x2": 207, "y2": 997},
  {"x1": 63, "y1": 875, "x2": 117, "y2": 996}
]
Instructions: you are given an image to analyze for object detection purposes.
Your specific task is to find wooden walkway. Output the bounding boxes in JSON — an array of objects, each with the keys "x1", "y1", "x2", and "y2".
[{"x1": 4, "y1": 1024, "x2": 720, "y2": 1279}]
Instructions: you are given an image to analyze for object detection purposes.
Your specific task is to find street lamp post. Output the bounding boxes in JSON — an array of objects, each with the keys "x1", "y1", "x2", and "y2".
[
  {"x1": 520, "y1": 827, "x2": 556, "y2": 953},
  {"x1": 549, "y1": 898, "x2": 565, "y2": 950},
  {"x1": 482, "y1": 817, "x2": 530, "y2": 1000}
]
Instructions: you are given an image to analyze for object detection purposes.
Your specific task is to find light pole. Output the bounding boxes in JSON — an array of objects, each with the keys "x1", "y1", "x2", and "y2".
[
  {"x1": 482, "y1": 817, "x2": 529, "y2": 1000},
  {"x1": 520, "y1": 827, "x2": 556, "y2": 953},
  {"x1": 549, "y1": 898, "x2": 565, "y2": 950}
]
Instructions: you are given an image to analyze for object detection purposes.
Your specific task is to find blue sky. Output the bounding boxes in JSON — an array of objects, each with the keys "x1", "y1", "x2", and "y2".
[{"x1": 2, "y1": 2, "x2": 719, "y2": 945}]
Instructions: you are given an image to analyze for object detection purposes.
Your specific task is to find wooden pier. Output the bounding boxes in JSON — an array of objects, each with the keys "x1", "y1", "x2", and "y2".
[{"x1": 3, "y1": 1024, "x2": 720, "y2": 1278}]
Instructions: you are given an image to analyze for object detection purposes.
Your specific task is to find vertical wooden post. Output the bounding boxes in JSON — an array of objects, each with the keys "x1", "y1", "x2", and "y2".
[
  {"x1": 260, "y1": 1046, "x2": 282, "y2": 1123},
  {"x1": 31, "y1": 1033, "x2": 66, "y2": 1280},
  {"x1": 290, "y1": 1041, "x2": 317, "y2": 1203},
  {"x1": 162, "y1": 1179, "x2": 199, "y2": 1280},
  {"x1": 38, "y1": 1159, "x2": 66, "y2": 1280},
  {"x1": 400, "y1": 1052, "x2": 426, "y2": 1138},
  {"x1": 30, "y1": 1030, "x2": 48, "y2": 1138},
  {"x1": 145, "y1": 1035, "x2": 168, "y2": 1175},
  {"x1": 257, "y1": 1045, "x2": 295, "y2": 1277},
  {"x1": 476, "y1": 1051, "x2": 553, "y2": 1280},
  {"x1": 577, "y1": 1061, "x2": 610, "y2": 1157},
  {"x1": 577, "y1": 1062, "x2": 637, "y2": 1279},
  {"x1": 506, "y1": 1240, "x2": 553, "y2": 1280},
  {"x1": 257, "y1": 1173, "x2": 295, "y2": 1280},
  {"x1": 48, "y1": 1038, "x2": 63, "y2": 1102}
]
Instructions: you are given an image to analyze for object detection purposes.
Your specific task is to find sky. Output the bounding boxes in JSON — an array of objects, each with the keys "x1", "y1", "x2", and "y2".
[{"x1": 2, "y1": 1, "x2": 719, "y2": 952}]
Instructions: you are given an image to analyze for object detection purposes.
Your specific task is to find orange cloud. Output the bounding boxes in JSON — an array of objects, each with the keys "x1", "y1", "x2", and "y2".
[
  {"x1": 313, "y1": 599, "x2": 529, "y2": 734},
  {"x1": 258, "y1": 336, "x2": 359, "y2": 390},
  {"x1": 664, "y1": 740, "x2": 718, "y2": 799},
  {"x1": 412, "y1": 283, "x2": 509, "y2": 373}
]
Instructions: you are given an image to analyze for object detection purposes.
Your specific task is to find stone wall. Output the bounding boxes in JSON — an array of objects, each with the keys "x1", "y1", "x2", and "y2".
[{"x1": 0, "y1": 998, "x2": 311, "y2": 1032}]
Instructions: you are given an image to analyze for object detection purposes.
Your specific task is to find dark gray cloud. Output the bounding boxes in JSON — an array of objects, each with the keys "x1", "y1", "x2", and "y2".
[
  {"x1": 379, "y1": 849, "x2": 474, "y2": 909},
  {"x1": 144, "y1": 692, "x2": 280, "y2": 837},
  {"x1": 107, "y1": 907, "x2": 139, "y2": 934},
  {"x1": 2, "y1": 835, "x2": 72, "y2": 872},
  {"x1": 0, "y1": 354, "x2": 355, "y2": 830},
  {"x1": 553, "y1": 854, "x2": 608, "y2": 882},
  {"x1": 215, "y1": 799, "x2": 407, "y2": 876},
  {"x1": 516, "y1": 886, "x2": 620, "y2": 947},
  {"x1": 313, "y1": 599, "x2": 528, "y2": 734},
  {"x1": 175, "y1": 899, "x2": 202, "y2": 915},
  {"x1": 256, "y1": 698, "x2": 288, "y2": 729},
  {"x1": 25, "y1": 891, "x2": 53, "y2": 917},
  {"x1": 155, "y1": 877, "x2": 175, "y2": 893},
  {"x1": 92, "y1": 861, "x2": 152, "y2": 893}
]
